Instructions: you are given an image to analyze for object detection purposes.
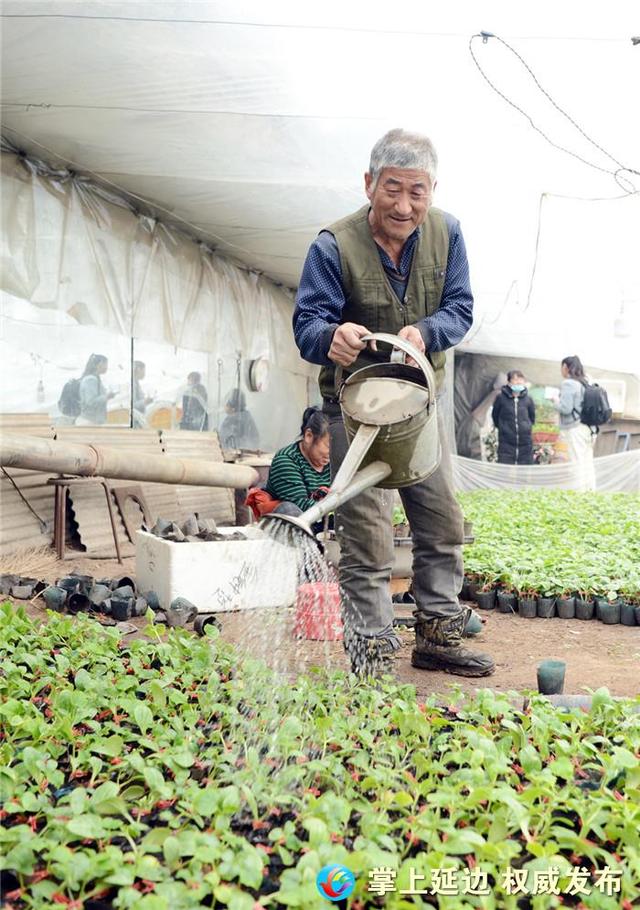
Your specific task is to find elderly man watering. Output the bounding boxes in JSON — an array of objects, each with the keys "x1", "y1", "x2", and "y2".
[{"x1": 293, "y1": 128, "x2": 494, "y2": 679}]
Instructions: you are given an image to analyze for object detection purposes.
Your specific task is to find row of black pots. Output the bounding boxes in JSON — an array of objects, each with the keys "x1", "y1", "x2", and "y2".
[
  {"x1": 461, "y1": 580, "x2": 639, "y2": 625},
  {"x1": 39, "y1": 572, "x2": 161, "y2": 622},
  {"x1": 38, "y1": 572, "x2": 200, "y2": 627},
  {"x1": 0, "y1": 574, "x2": 47, "y2": 599}
]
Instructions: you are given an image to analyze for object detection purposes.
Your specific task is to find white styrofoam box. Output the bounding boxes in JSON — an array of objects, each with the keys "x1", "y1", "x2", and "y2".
[{"x1": 135, "y1": 528, "x2": 298, "y2": 612}]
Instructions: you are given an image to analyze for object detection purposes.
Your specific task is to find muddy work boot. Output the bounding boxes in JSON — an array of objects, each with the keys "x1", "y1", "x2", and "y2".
[
  {"x1": 347, "y1": 635, "x2": 399, "y2": 678},
  {"x1": 412, "y1": 608, "x2": 495, "y2": 677}
]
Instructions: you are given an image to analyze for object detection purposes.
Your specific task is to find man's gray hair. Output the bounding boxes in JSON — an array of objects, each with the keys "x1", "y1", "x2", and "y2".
[{"x1": 368, "y1": 128, "x2": 438, "y2": 187}]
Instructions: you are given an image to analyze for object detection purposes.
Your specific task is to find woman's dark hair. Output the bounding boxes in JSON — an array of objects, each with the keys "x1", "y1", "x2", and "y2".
[
  {"x1": 82, "y1": 353, "x2": 107, "y2": 377},
  {"x1": 300, "y1": 406, "x2": 329, "y2": 440},
  {"x1": 226, "y1": 389, "x2": 246, "y2": 412},
  {"x1": 561, "y1": 355, "x2": 585, "y2": 380},
  {"x1": 187, "y1": 371, "x2": 202, "y2": 384},
  {"x1": 507, "y1": 369, "x2": 525, "y2": 383}
]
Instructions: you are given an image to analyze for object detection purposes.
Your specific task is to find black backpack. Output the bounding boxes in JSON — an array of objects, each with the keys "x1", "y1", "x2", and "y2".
[
  {"x1": 58, "y1": 378, "x2": 81, "y2": 417},
  {"x1": 579, "y1": 382, "x2": 612, "y2": 431}
]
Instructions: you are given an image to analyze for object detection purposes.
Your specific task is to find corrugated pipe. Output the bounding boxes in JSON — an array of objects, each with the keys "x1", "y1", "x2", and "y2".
[{"x1": 0, "y1": 433, "x2": 258, "y2": 490}]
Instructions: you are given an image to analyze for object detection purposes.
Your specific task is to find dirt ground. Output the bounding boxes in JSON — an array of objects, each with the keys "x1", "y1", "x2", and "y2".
[{"x1": 5, "y1": 549, "x2": 640, "y2": 701}]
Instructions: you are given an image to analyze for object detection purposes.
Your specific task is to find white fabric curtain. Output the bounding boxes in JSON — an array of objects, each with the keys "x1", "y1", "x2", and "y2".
[{"x1": 0, "y1": 149, "x2": 314, "y2": 360}]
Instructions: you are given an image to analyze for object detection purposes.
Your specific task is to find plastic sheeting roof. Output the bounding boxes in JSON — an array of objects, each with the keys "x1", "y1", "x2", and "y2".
[{"x1": 1, "y1": 0, "x2": 639, "y2": 373}]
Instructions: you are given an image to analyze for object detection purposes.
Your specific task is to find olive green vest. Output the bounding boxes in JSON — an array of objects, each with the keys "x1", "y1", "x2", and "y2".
[{"x1": 318, "y1": 205, "x2": 450, "y2": 400}]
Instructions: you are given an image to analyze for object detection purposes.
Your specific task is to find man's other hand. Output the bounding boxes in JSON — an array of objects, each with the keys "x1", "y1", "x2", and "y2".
[
  {"x1": 328, "y1": 323, "x2": 371, "y2": 367},
  {"x1": 397, "y1": 325, "x2": 426, "y2": 367}
]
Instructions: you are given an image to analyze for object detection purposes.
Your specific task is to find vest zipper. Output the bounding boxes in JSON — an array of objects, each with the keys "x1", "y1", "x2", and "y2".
[{"x1": 513, "y1": 397, "x2": 519, "y2": 463}]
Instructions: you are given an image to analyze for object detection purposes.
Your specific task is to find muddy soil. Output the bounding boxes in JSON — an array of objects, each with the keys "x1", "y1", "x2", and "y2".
[{"x1": 7, "y1": 551, "x2": 640, "y2": 700}]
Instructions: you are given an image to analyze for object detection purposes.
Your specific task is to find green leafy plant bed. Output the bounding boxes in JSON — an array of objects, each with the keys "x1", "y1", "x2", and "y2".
[
  {"x1": 459, "y1": 491, "x2": 640, "y2": 609},
  {"x1": 2, "y1": 605, "x2": 640, "y2": 909}
]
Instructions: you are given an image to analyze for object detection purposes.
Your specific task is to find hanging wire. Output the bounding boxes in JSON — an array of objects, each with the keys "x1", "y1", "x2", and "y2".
[
  {"x1": 0, "y1": 11, "x2": 632, "y2": 43},
  {"x1": 469, "y1": 32, "x2": 640, "y2": 195},
  {"x1": 524, "y1": 195, "x2": 545, "y2": 312},
  {"x1": 1, "y1": 467, "x2": 50, "y2": 532}
]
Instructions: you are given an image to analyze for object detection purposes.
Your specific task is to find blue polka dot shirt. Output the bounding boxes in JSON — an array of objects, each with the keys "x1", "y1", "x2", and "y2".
[{"x1": 293, "y1": 210, "x2": 474, "y2": 366}]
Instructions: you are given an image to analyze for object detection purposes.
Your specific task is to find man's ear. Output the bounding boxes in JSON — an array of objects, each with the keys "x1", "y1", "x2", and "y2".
[{"x1": 364, "y1": 171, "x2": 374, "y2": 200}]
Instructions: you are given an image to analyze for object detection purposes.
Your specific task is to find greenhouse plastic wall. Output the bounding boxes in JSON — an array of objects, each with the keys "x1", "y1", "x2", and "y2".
[
  {"x1": 452, "y1": 451, "x2": 640, "y2": 493},
  {"x1": 0, "y1": 149, "x2": 317, "y2": 452}
]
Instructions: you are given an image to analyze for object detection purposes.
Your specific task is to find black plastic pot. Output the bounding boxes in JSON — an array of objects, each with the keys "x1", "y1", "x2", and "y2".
[
  {"x1": 110, "y1": 576, "x2": 136, "y2": 592},
  {"x1": 594, "y1": 597, "x2": 607, "y2": 621},
  {"x1": 599, "y1": 600, "x2": 621, "y2": 625},
  {"x1": 464, "y1": 610, "x2": 483, "y2": 635},
  {"x1": 90, "y1": 584, "x2": 111, "y2": 607},
  {"x1": 459, "y1": 580, "x2": 470, "y2": 601},
  {"x1": 112, "y1": 584, "x2": 135, "y2": 599},
  {"x1": 556, "y1": 596, "x2": 576, "y2": 619},
  {"x1": 69, "y1": 573, "x2": 94, "y2": 595},
  {"x1": 467, "y1": 582, "x2": 479, "y2": 602},
  {"x1": 67, "y1": 592, "x2": 91, "y2": 614},
  {"x1": 620, "y1": 602, "x2": 636, "y2": 626},
  {"x1": 166, "y1": 597, "x2": 198, "y2": 628},
  {"x1": 41, "y1": 585, "x2": 68, "y2": 611},
  {"x1": 537, "y1": 659, "x2": 566, "y2": 695},
  {"x1": 0, "y1": 574, "x2": 19, "y2": 595},
  {"x1": 11, "y1": 583, "x2": 37, "y2": 599},
  {"x1": 57, "y1": 576, "x2": 82, "y2": 594},
  {"x1": 144, "y1": 590, "x2": 161, "y2": 611},
  {"x1": 575, "y1": 598, "x2": 595, "y2": 620},
  {"x1": 635, "y1": 606, "x2": 640, "y2": 626},
  {"x1": 497, "y1": 591, "x2": 517, "y2": 614},
  {"x1": 110, "y1": 597, "x2": 134, "y2": 621},
  {"x1": 194, "y1": 613, "x2": 222, "y2": 636},
  {"x1": 475, "y1": 589, "x2": 496, "y2": 610},
  {"x1": 518, "y1": 596, "x2": 537, "y2": 618},
  {"x1": 537, "y1": 597, "x2": 556, "y2": 619},
  {"x1": 133, "y1": 596, "x2": 148, "y2": 617}
]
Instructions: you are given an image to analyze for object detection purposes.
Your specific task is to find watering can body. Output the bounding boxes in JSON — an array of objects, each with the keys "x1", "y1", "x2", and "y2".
[
  {"x1": 260, "y1": 333, "x2": 441, "y2": 539},
  {"x1": 339, "y1": 333, "x2": 440, "y2": 488}
]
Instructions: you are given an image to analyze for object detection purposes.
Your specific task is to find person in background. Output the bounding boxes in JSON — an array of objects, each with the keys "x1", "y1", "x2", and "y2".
[
  {"x1": 76, "y1": 353, "x2": 115, "y2": 425},
  {"x1": 219, "y1": 388, "x2": 259, "y2": 450},
  {"x1": 553, "y1": 355, "x2": 595, "y2": 489},
  {"x1": 245, "y1": 408, "x2": 331, "y2": 531},
  {"x1": 132, "y1": 360, "x2": 153, "y2": 428},
  {"x1": 491, "y1": 369, "x2": 536, "y2": 464},
  {"x1": 179, "y1": 371, "x2": 209, "y2": 431}
]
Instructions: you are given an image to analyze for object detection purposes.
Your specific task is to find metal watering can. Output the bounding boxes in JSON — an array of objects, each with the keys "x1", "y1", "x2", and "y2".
[{"x1": 262, "y1": 332, "x2": 440, "y2": 539}]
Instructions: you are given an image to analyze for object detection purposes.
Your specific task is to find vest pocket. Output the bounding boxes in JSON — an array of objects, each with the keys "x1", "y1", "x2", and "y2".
[
  {"x1": 417, "y1": 265, "x2": 446, "y2": 316},
  {"x1": 344, "y1": 280, "x2": 379, "y2": 329}
]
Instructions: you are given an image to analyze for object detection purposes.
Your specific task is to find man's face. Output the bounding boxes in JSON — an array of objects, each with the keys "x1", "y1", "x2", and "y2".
[{"x1": 365, "y1": 167, "x2": 434, "y2": 245}]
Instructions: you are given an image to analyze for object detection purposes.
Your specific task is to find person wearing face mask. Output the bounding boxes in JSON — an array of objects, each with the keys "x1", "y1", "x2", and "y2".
[{"x1": 491, "y1": 370, "x2": 536, "y2": 465}]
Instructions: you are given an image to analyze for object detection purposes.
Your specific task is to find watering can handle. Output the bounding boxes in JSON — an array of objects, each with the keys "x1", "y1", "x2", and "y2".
[{"x1": 360, "y1": 332, "x2": 437, "y2": 396}]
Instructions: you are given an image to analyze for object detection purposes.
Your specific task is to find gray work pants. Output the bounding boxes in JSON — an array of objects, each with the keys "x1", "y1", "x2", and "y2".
[{"x1": 327, "y1": 407, "x2": 464, "y2": 641}]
